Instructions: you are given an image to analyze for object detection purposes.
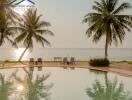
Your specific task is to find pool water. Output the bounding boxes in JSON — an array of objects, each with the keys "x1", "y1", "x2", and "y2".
[{"x1": 0, "y1": 67, "x2": 132, "y2": 100}]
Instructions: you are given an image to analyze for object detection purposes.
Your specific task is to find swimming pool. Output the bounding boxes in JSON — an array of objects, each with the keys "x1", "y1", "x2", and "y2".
[{"x1": 0, "y1": 67, "x2": 132, "y2": 100}]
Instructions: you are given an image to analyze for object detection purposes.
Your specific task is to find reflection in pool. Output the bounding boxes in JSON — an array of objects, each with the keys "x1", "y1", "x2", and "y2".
[
  {"x1": 0, "y1": 69, "x2": 52, "y2": 100},
  {"x1": 0, "y1": 67, "x2": 132, "y2": 100},
  {"x1": 86, "y1": 70, "x2": 132, "y2": 100}
]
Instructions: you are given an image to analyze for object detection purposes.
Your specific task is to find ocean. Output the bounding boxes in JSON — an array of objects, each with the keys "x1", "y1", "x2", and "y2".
[{"x1": 0, "y1": 48, "x2": 132, "y2": 61}]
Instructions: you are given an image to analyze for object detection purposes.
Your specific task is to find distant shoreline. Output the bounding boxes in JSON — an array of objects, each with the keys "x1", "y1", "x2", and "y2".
[{"x1": 0, "y1": 48, "x2": 132, "y2": 61}]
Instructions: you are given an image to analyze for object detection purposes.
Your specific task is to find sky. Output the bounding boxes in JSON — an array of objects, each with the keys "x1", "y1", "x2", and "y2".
[{"x1": 2, "y1": 0, "x2": 132, "y2": 48}]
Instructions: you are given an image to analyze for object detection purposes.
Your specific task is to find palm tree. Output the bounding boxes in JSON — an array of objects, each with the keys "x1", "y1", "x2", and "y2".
[
  {"x1": 15, "y1": 9, "x2": 54, "y2": 61},
  {"x1": 83, "y1": 0, "x2": 132, "y2": 59},
  {"x1": 0, "y1": 16, "x2": 17, "y2": 47},
  {"x1": 0, "y1": 0, "x2": 19, "y2": 22},
  {"x1": 86, "y1": 75, "x2": 132, "y2": 100},
  {"x1": 0, "y1": 0, "x2": 18, "y2": 47}
]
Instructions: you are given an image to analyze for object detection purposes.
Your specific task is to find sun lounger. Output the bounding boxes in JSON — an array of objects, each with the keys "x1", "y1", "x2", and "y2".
[
  {"x1": 37, "y1": 58, "x2": 42, "y2": 71},
  {"x1": 29, "y1": 58, "x2": 34, "y2": 71},
  {"x1": 62, "y1": 57, "x2": 68, "y2": 65},
  {"x1": 70, "y1": 57, "x2": 75, "y2": 65},
  {"x1": 54, "y1": 57, "x2": 62, "y2": 62}
]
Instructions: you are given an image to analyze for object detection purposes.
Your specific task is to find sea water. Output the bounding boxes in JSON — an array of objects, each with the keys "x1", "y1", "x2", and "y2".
[{"x1": 0, "y1": 48, "x2": 132, "y2": 61}]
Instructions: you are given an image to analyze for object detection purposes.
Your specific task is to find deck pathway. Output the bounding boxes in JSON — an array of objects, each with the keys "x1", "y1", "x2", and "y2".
[{"x1": 0, "y1": 62, "x2": 132, "y2": 78}]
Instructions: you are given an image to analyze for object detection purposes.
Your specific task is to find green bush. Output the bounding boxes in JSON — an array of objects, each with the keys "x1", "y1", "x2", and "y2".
[{"x1": 89, "y1": 58, "x2": 110, "y2": 67}]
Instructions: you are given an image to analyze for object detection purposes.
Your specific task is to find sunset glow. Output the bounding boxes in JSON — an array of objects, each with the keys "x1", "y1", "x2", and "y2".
[{"x1": 15, "y1": 48, "x2": 28, "y2": 60}]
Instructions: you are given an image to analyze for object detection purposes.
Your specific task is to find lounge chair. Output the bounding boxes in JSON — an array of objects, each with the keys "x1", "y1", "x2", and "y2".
[
  {"x1": 70, "y1": 57, "x2": 75, "y2": 65},
  {"x1": 37, "y1": 58, "x2": 42, "y2": 71},
  {"x1": 62, "y1": 57, "x2": 68, "y2": 65},
  {"x1": 54, "y1": 57, "x2": 62, "y2": 63},
  {"x1": 29, "y1": 58, "x2": 34, "y2": 71}
]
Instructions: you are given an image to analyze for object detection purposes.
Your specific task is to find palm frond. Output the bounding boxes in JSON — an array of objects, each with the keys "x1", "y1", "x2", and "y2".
[
  {"x1": 113, "y1": 3, "x2": 132, "y2": 14},
  {"x1": 36, "y1": 30, "x2": 54, "y2": 36},
  {"x1": 34, "y1": 34, "x2": 51, "y2": 47},
  {"x1": 15, "y1": 32, "x2": 27, "y2": 43},
  {"x1": 6, "y1": 37, "x2": 17, "y2": 48}
]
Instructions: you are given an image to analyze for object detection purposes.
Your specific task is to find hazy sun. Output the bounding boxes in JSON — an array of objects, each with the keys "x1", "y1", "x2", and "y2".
[
  {"x1": 15, "y1": 48, "x2": 29, "y2": 60},
  {"x1": 16, "y1": 48, "x2": 25, "y2": 56}
]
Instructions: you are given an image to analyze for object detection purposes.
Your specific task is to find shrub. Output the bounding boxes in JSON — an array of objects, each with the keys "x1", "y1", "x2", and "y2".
[{"x1": 89, "y1": 58, "x2": 110, "y2": 67}]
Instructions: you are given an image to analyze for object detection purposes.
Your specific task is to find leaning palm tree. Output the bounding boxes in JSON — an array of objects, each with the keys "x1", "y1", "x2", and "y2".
[
  {"x1": 15, "y1": 9, "x2": 54, "y2": 61},
  {"x1": 83, "y1": 0, "x2": 132, "y2": 59}
]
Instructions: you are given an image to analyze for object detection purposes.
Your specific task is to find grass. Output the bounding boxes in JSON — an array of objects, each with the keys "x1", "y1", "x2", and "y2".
[
  {"x1": 0, "y1": 60, "x2": 89, "y2": 64},
  {"x1": 110, "y1": 61, "x2": 132, "y2": 65},
  {"x1": 0, "y1": 60, "x2": 132, "y2": 65},
  {"x1": 128, "y1": 61, "x2": 132, "y2": 65}
]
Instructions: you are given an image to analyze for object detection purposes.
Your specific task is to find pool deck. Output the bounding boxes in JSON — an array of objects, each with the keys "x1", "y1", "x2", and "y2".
[{"x1": 0, "y1": 62, "x2": 132, "y2": 78}]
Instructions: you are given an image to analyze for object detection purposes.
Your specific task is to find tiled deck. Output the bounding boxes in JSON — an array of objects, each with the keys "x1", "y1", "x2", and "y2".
[{"x1": 0, "y1": 62, "x2": 132, "y2": 78}]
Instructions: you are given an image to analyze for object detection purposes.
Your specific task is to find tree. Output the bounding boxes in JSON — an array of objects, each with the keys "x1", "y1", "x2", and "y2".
[
  {"x1": 0, "y1": 0, "x2": 18, "y2": 47},
  {"x1": 15, "y1": 9, "x2": 54, "y2": 61},
  {"x1": 0, "y1": 15, "x2": 17, "y2": 47},
  {"x1": 0, "y1": 0, "x2": 19, "y2": 22},
  {"x1": 83, "y1": 0, "x2": 132, "y2": 59}
]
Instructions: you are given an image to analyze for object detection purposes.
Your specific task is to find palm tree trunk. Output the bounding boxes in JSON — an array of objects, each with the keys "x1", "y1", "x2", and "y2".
[
  {"x1": 105, "y1": 35, "x2": 108, "y2": 59},
  {"x1": 18, "y1": 46, "x2": 29, "y2": 62}
]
